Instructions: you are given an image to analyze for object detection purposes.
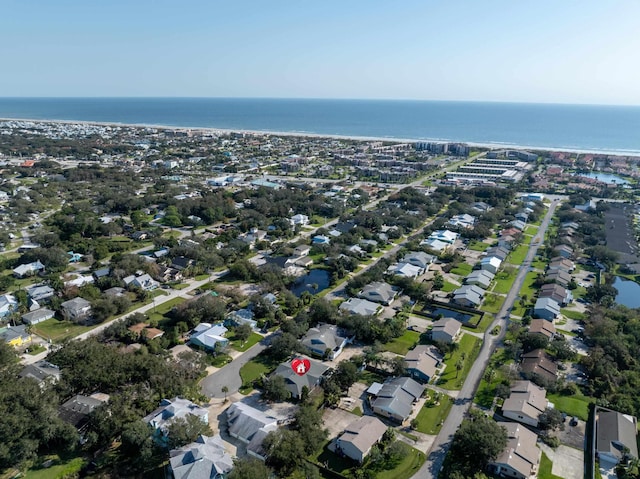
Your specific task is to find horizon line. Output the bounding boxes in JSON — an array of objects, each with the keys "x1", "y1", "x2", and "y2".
[{"x1": 0, "y1": 96, "x2": 639, "y2": 108}]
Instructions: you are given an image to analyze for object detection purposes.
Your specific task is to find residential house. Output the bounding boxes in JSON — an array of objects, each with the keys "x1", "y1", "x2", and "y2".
[
  {"x1": 452, "y1": 284, "x2": 485, "y2": 308},
  {"x1": 169, "y1": 435, "x2": 233, "y2": 479},
  {"x1": 471, "y1": 201, "x2": 491, "y2": 213},
  {"x1": 485, "y1": 246, "x2": 510, "y2": 262},
  {"x1": 465, "y1": 269, "x2": 495, "y2": 290},
  {"x1": 335, "y1": 416, "x2": 388, "y2": 463},
  {"x1": 520, "y1": 349, "x2": 558, "y2": 383},
  {"x1": 339, "y1": 298, "x2": 380, "y2": 317},
  {"x1": 386, "y1": 262, "x2": 423, "y2": 278},
  {"x1": 553, "y1": 244, "x2": 574, "y2": 259},
  {"x1": 401, "y1": 251, "x2": 435, "y2": 271},
  {"x1": 545, "y1": 270, "x2": 572, "y2": 288},
  {"x1": 145, "y1": 398, "x2": 209, "y2": 443},
  {"x1": 302, "y1": 323, "x2": 349, "y2": 360},
  {"x1": 515, "y1": 212, "x2": 529, "y2": 223},
  {"x1": 290, "y1": 214, "x2": 310, "y2": 226},
  {"x1": 533, "y1": 297, "x2": 561, "y2": 321},
  {"x1": 104, "y1": 287, "x2": 126, "y2": 297},
  {"x1": 548, "y1": 258, "x2": 575, "y2": 273},
  {"x1": 123, "y1": 273, "x2": 159, "y2": 291},
  {"x1": 171, "y1": 256, "x2": 195, "y2": 271},
  {"x1": 13, "y1": 260, "x2": 45, "y2": 278},
  {"x1": 498, "y1": 235, "x2": 516, "y2": 250},
  {"x1": 0, "y1": 325, "x2": 31, "y2": 348},
  {"x1": 128, "y1": 323, "x2": 165, "y2": 340},
  {"x1": 510, "y1": 220, "x2": 526, "y2": 231},
  {"x1": 502, "y1": 380, "x2": 548, "y2": 427},
  {"x1": 490, "y1": 422, "x2": 540, "y2": 479},
  {"x1": 431, "y1": 317, "x2": 462, "y2": 343},
  {"x1": 131, "y1": 231, "x2": 148, "y2": 241},
  {"x1": 528, "y1": 319, "x2": 556, "y2": 339},
  {"x1": 189, "y1": 323, "x2": 229, "y2": 351},
  {"x1": 60, "y1": 297, "x2": 92, "y2": 323},
  {"x1": 25, "y1": 284, "x2": 55, "y2": 302},
  {"x1": 273, "y1": 356, "x2": 330, "y2": 399},
  {"x1": 370, "y1": 377, "x2": 425, "y2": 423},
  {"x1": 157, "y1": 265, "x2": 183, "y2": 283},
  {"x1": 22, "y1": 308, "x2": 55, "y2": 325},
  {"x1": 480, "y1": 256, "x2": 502, "y2": 274},
  {"x1": 227, "y1": 308, "x2": 258, "y2": 330},
  {"x1": 312, "y1": 235, "x2": 331, "y2": 245},
  {"x1": 0, "y1": 293, "x2": 17, "y2": 318},
  {"x1": 293, "y1": 244, "x2": 311, "y2": 257},
  {"x1": 405, "y1": 345, "x2": 443, "y2": 383},
  {"x1": 420, "y1": 238, "x2": 450, "y2": 252},
  {"x1": 429, "y1": 230, "x2": 459, "y2": 244},
  {"x1": 575, "y1": 199, "x2": 597, "y2": 212},
  {"x1": 448, "y1": 214, "x2": 477, "y2": 229},
  {"x1": 92, "y1": 267, "x2": 111, "y2": 280},
  {"x1": 226, "y1": 402, "x2": 279, "y2": 460},
  {"x1": 539, "y1": 283, "x2": 573, "y2": 306},
  {"x1": 67, "y1": 251, "x2": 83, "y2": 263},
  {"x1": 358, "y1": 281, "x2": 399, "y2": 306},
  {"x1": 19, "y1": 360, "x2": 61, "y2": 388},
  {"x1": 59, "y1": 394, "x2": 109, "y2": 431},
  {"x1": 596, "y1": 407, "x2": 638, "y2": 465}
]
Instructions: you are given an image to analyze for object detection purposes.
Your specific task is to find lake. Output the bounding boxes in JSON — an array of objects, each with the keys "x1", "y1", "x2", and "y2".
[
  {"x1": 290, "y1": 269, "x2": 331, "y2": 297},
  {"x1": 613, "y1": 277, "x2": 640, "y2": 308},
  {"x1": 577, "y1": 172, "x2": 630, "y2": 185}
]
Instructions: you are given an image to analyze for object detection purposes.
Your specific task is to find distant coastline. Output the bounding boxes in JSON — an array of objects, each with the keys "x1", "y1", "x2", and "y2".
[{"x1": 0, "y1": 97, "x2": 639, "y2": 155}]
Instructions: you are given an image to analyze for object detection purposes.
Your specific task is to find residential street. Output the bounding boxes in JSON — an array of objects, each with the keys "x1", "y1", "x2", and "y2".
[{"x1": 414, "y1": 198, "x2": 560, "y2": 479}]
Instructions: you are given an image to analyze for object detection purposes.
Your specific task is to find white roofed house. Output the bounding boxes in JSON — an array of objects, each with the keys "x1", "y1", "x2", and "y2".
[
  {"x1": 144, "y1": 397, "x2": 209, "y2": 445},
  {"x1": 448, "y1": 214, "x2": 477, "y2": 229},
  {"x1": 429, "y1": 230, "x2": 459, "y2": 244},
  {"x1": 420, "y1": 238, "x2": 450, "y2": 253},
  {"x1": 290, "y1": 213, "x2": 310, "y2": 226},
  {"x1": 386, "y1": 262, "x2": 423, "y2": 278},
  {"x1": 169, "y1": 435, "x2": 233, "y2": 479},
  {"x1": 0, "y1": 293, "x2": 18, "y2": 318},
  {"x1": 123, "y1": 273, "x2": 159, "y2": 291},
  {"x1": 13, "y1": 260, "x2": 45, "y2": 278},
  {"x1": 339, "y1": 297, "x2": 381, "y2": 317},
  {"x1": 335, "y1": 416, "x2": 388, "y2": 463},
  {"x1": 480, "y1": 256, "x2": 502, "y2": 274},
  {"x1": 189, "y1": 323, "x2": 229, "y2": 352}
]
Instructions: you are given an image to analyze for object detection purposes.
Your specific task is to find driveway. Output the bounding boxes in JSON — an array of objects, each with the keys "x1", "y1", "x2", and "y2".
[
  {"x1": 540, "y1": 443, "x2": 584, "y2": 479},
  {"x1": 200, "y1": 337, "x2": 271, "y2": 398}
]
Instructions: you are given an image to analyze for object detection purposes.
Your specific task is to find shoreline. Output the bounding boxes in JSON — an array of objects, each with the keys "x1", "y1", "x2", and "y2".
[{"x1": 1, "y1": 116, "x2": 640, "y2": 157}]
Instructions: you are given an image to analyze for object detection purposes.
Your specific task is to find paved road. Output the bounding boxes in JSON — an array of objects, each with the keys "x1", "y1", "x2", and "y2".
[
  {"x1": 200, "y1": 336, "x2": 273, "y2": 398},
  {"x1": 414, "y1": 199, "x2": 560, "y2": 479}
]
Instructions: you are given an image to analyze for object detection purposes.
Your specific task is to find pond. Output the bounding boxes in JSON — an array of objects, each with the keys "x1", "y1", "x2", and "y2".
[
  {"x1": 613, "y1": 277, "x2": 640, "y2": 308},
  {"x1": 428, "y1": 307, "x2": 472, "y2": 323},
  {"x1": 576, "y1": 172, "x2": 630, "y2": 185},
  {"x1": 290, "y1": 269, "x2": 331, "y2": 297}
]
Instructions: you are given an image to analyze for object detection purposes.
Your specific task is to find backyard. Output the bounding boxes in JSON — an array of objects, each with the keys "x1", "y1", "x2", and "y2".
[
  {"x1": 384, "y1": 330, "x2": 420, "y2": 355},
  {"x1": 547, "y1": 391, "x2": 593, "y2": 421},
  {"x1": 229, "y1": 331, "x2": 262, "y2": 352}
]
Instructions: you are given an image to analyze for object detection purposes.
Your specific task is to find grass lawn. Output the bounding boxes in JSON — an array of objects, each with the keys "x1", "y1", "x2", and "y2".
[
  {"x1": 472, "y1": 313, "x2": 494, "y2": 333},
  {"x1": 519, "y1": 271, "x2": 540, "y2": 299},
  {"x1": 413, "y1": 395, "x2": 454, "y2": 434},
  {"x1": 441, "y1": 281, "x2": 459, "y2": 293},
  {"x1": 450, "y1": 262, "x2": 473, "y2": 276},
  {"x1": 207, "y1": 353, "x2": 233, "y2": 368},
  {"x1": 561, "y1": 309, "x2": 586, "y2": 321},
  {"x1": 547, "y1": 392, "x2": 594, "y2": 421},
  {"x1": 492, "y1": 271, "x2": 517, "y2": 294},
  {"x1": 358, "y1": 370, "x2": 386, "y2": 386},
  {"x1": 384, "y1": 330, "x2": 420, "y2": 355},
  {"x1": 239, "y1": 353, "x2": 279, "y2": 394},
  {"x1": 439, "y1": 334, "x2": 481, "y2": 390},
  {"x1": 27, "y1": 344, "x2": 47, "y2": 355},
  {"x1": 195, "y1": 274, "x2": 209, "y2": 280},
  {"x1": 468, "y1": 241, "x2": 490, "y2": 252},
  {"x1": 150, "y1": 289, "x2": 169, "y2": 298},
  {"x1": 539, "y1": 452, "x2": 563, "y2": 479},
  {"x1": 525, "y1": 225, "x2": 539, "y2": 236},
  {"x1": 474, "y1": 348, "x2": 513, "y2": 408},
  {"x1": 171, "y1": 283, "x2": 190, "y2": 290},
  {"x1": 229, "y1": 332, "x2": 262, "y2": 352},
  {"x1": 23, "y1": 455, "x2": 85, "y2": 479},
  {"x1": 375, "y1": 445, "x2": 426, "y2": 479},
  {"x1": 31, "y1": 318, "x2": 96, "y2": 343},
  {"x1": 153, "y1": 297, "x2": 185, "y2": 315},
  {"x1": 508, "y1": 244, "x2": 529, "y2": 265},
  {"x1": 481, "y1": 293, "x2": 505, "y2": 314}
]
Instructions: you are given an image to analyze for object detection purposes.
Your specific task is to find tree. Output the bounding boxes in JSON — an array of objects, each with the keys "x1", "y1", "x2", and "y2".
[
  {"x1": 234, "y1": 323, "x2": 252, "y2": 344},
  {"x1": 263, "y1": 429, "x2": 307, "y2": 476},
  {"x1": 333, "y1": 360, "x2": 359, "y2": 390},
  {"x1": 166, "y1": 413, "x2": 213, "y2": 449},
  {"x1": 228, "y1": 457, "x2": 271, "y2": 479},
  {"x1": 262, "y1": 374, "x2": 290, "y2": 402},
  {"x1": 222, "y1": 385, "x2": 229, "y2": 402},
  {"x1": 291, "y1": 405, "x2": 328, "y2": 455},
  {"x1": 455, "y1": 358, "x2": 464, "y2": 378},
  {"x1": 538, "y1": 407, "x2": 565, "y2": 431},
  {"x1": 269, "y1": 333, "x2": 299, "y2": 361},
  {"x1": 444, "y1": 413, "x2": 508, "y2": 478}
]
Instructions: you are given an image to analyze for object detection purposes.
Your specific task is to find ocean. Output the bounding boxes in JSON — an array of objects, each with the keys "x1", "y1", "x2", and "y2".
[{"x1": 0, "y1": 97, "x2": 639, "y2": 153}]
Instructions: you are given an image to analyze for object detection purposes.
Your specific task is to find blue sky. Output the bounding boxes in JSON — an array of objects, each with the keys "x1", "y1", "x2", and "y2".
[{"x1": 1, "y1": 0, "x2": 639, "y2": 104}]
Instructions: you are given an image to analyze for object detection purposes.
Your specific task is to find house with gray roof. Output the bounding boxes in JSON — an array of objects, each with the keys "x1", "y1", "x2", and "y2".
[
  {"x1": 545, "y1": 269, "x2": 572, "y2": 288},
  {"x1": 169, "y1": 434, "x2": 233, "y2": 479},
  {"x1": 386, "y1": 262, "x2": 423, "y2": 278},
  {"x1": 452, "y1": 284, "x2": 484, "y2": 308},
  {"x1": 370, "y1": 377, "x2": 424, "y2": 423},
  {"x1": 502, "y1": 380, "x2": 548, "y2": 427},
  {"x1": 485, "y1": 246, "x2": 510, "y2": 262},
  {"x1": 13, "y1": 260, "x2": 45, "y2": 278},
  {"x1": 0, "y1": 293, "x2": 17, "y2": 318},
  {"x1": 273, "y1": 356, "x2": 331, "y2": 399},
  {"x1": 226, "y1": 401, "x2": 278, "y2": 460},
  {"x1": 19, "y1": 360, "x2": 61, "y2": 388},
  {"x1": 302, "y1": 323, "x2": 350, "y2": 360},
  {"x1": 405, "y1": 345, "x2": 443, "y2": 383},
  {"x1": 596, "y1": 407, "x2": 638, "y2": 464},
  {"x1": 431, "y1": 317, "x2": 462, "y2": 344},
  {"x1": 22, "y1": 308, "x2": 55, "y2": 325},
  {"x1": 490, "y1": 422, "x2": 540, "y2": 479},
  {"x1": 533, "y1": 297, "x2": 561, "y2": 321},
  {"x1": 145, "y1": 398, "x2": 209, "y2": 443},
  {"x1": 358, "y1": 281, "x2": 399, "y2": 305},
  {"x1": 335, "y1": 416, "x2": 388, "y2": 463},
  {"x1": 189, "y1": 323, "x2": 229, "y2": 351},
  {"x1": 401, "y1": 251, "x2": 435, "y2": 271},
  {"x1": 339, "y1": 298, "x2": 380, "y2": 317},
  {"x1": 465, "y1": 269, "x2": 495, "y2": 289},
  {"x1": 59, "y1": 394, "x2": 108, "y2": 431},
  {"x1": 26, "y1": 283, "x2": 55, "y2": 302},
  {"x1": 539, "y1": 283, "x2": 572, "y2": 306},
  {"x1": 60, "y1": 297, "x2": 92, "y2": 323}
]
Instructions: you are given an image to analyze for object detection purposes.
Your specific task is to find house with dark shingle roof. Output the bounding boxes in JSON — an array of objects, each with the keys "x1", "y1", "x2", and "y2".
[
  {"x1": 273, "y1": 356, "x2": 331, "y2": 399},
  {"x1": 596, "y1": 407, "x2": 638, "y2": 464},
  {"x1": 490, "y1": 422, "x2": 540, "y2": 479},
  {"x1": 520, "y1": 349, "x2": 558, "y2": 383},
  {"x1": 528, "y1": 319, "x2": 556, "y2": 339},
  {"x1": 370, "y1": 377, "x2": 424, "y2": 423}
]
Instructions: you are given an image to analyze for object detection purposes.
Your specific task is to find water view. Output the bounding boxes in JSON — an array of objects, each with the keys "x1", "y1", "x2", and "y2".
[
  {"x1": 429, "y1": 307, "x2": 473, "y2": 323},
  {"x1": 613, "y1": 276, "x2": 640, "y2": 308},
  {"x1": 290, "y1": 269, "x2": 331, "y2": 297},
  {"x1": 577, "y1": 172, "x2": 630, "y2": 185}
]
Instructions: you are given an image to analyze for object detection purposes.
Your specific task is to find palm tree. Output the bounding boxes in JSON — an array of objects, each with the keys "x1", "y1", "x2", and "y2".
[
  {"x1": 455, "y1": 359, "x2": 463, "y2": 378},
  {"x1": 221, "y1": 385, "x2": 229, "y2": 402}
]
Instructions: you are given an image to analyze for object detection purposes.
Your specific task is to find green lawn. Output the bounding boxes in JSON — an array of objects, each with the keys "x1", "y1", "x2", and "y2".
[
  {"x1": 153, "y1": 297, "x2": 186, "y2": 315},
  {"x1": 471, "y1": 313, "x2": 494, "y2": 333},
  {"x1": 171, "y1": 283, "x2": 190, "y2": 290},
  {"x1": 474, "y1": 349, "x2": 513, "y2": 408},
  {"x1": 375, "y1": 446, "x2": 426, "y2": 479},
  {"x1": 561, "y1": 309, "x2": 586, "y2": 321},
  {"x1": 23, "y1": 455, "x2": 85, "y2": 479},
  {"x1": 508, "y1": 244, "x2": 529, "y2": 265},
  {"x1": 524, "y1": 225, "x2": 539, "y2": 236},
  {"x1": 238, "y1": 353, "x2": 279, "y2": 394},
  {"x1": 439, "y1": 334, "x2": 481, "y2": 390},
  {"x1": 519, "y1": 270, "x2": 540, "y2": 300},
  {"x1": 229, "y1": 332, "x2": 262, "y2": 352},
  {"x1": 450, "y1": 262, "x2": 473, "y2": 276},
  {"x1": 441, "y1": 281, "x2": 459, "y2": 293},
  {"x1": 492, "y1": 270, "x2": 517, "y2": 294},
  {"x1": 547, "y1": 392, "x2": 594, "y2": 421},
  {"x1": 468, "y1": 241, "x2": 490, "y2": 252},
  {"x1": 413, "y1": 394, "x2": 454, "y2": 434},
  {"x1": 384, "y1": 330, "x2": 420, "y2": 355},
  {"x1": 481, "y1": 293, "x2": 505, "y2": 314},
  {"x1": 539, "y1": 452, "x2": 563, "y2": 479},
  {"x1": 31, "y1": 318, "x2": 96, "y2": 343},
  {"x1": 195, "y1": 274, "x2": 209, "y2": 280}
]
